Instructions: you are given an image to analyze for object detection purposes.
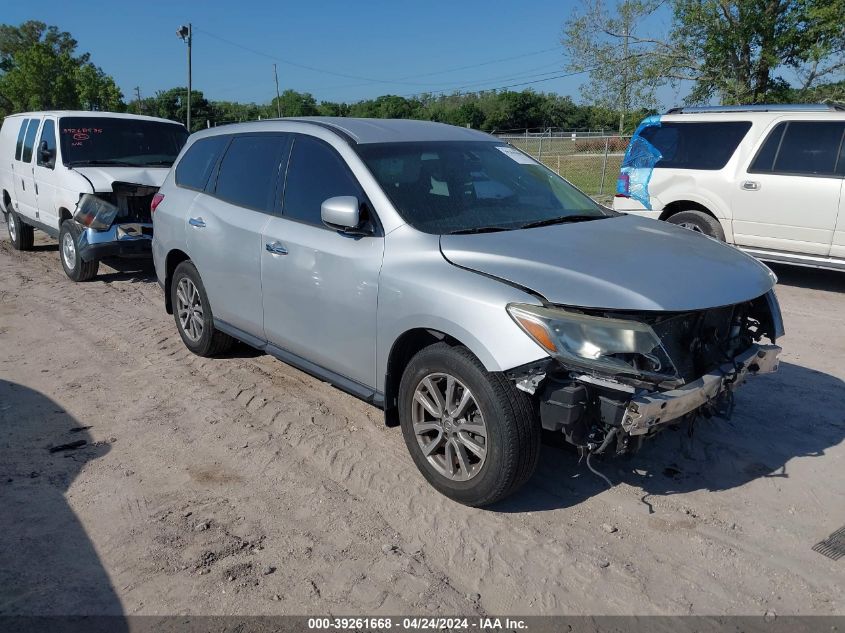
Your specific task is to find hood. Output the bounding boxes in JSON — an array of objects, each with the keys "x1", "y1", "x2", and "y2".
[
  {"x1": 440, "y1": 214, "x2": 775, "y2": 311},
  {"x1": 72, "y1": 166, "x2": 169, "y2": 192}
]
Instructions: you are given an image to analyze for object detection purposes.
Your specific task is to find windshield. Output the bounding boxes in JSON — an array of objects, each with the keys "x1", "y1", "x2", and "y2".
[
  {"x1": 357, "y1": 141, "x2": 611, "y2": 234},
  {"x1": 59, "y1": 117, "x2": 188, "y2": 168}
]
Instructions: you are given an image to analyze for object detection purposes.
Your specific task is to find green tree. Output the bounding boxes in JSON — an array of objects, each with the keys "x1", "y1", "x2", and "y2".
[
  {"x1": 270, "y1": 89, "x2": 319, "y2": 117},
  {"x1": 0, "y1": 20, "x2": 124, "y2": 115},
  {"x1": 563, "y1": 0, "x2": 845, "y2": 109}
]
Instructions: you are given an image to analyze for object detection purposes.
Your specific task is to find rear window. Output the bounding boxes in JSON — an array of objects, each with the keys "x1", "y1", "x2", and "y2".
[
  {"x1": 640, "y1": 121, "x2": 751, "y2": 170},
  {"x1": 750, "y1": 121, "x2": 845, "y2": 176},
  {"x1": 14, "y1": 119, "x2": 28, "y2": 160},
  {"x1": 175, "y1": 136, "x2": 229, "y2": 191},
  {"x1": 213, "y1": 134, "x2": 287, "y2": 213}
]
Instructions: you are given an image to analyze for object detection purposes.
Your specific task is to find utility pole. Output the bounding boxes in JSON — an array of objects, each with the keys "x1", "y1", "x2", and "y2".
[
  {"x1": 177, "y1": 23, "x2": 193, "y2": 131},
  {"x1": 619, "y1": 2, "x2": 631, "y2": 135},
  {"x1": 273, "y1": 63, "x2": 282, "y2": 118},
  {"x1": 134, "y1": 86, "x2": 143, "y2": 114}
]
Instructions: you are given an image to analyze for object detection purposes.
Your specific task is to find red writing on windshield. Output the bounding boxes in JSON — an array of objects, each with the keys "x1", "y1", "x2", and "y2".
[{"x1": 62, "y1": 127, "x2": 103, "y2": 147}]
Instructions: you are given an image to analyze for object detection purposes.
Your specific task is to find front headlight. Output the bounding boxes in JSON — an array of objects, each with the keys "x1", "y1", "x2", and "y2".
[{"x1": 507, "y1": 303, "x2": 678, "y2": 380}]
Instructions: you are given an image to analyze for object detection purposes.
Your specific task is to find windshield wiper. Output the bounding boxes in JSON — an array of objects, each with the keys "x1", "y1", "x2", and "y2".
[
  {"x1": 519, "y1": 214, "x2": 610, "y2": 229},
  {"x1": 449, "y1": 226, "x2": 512, "y2": 235}
]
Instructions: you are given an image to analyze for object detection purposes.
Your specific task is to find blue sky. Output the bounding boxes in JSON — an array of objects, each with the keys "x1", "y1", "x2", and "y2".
[{"x1": 7, "y1": 0, "x2": 687, "y2": 107}]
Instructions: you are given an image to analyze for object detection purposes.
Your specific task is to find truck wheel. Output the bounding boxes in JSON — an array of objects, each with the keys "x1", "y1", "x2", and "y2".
[
  {"x1": 667, "y1": 210, "x2": 725, "y2": 241},
  {"x1": 7, "y1": 211, "x2": 35, "y2": 251},
  {"x1": 398, "y1": 343, "x2": 541, "y2": 507},
  {"x1": 59, "y1": 220, "x2": 99, "y2": 281},
  {"x1": 170, "y1": 260, "x2": 234, "y2": 357}
]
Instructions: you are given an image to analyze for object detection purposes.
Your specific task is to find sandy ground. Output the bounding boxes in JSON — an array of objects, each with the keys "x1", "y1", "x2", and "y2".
[{"x1": 0, "y1": 218, "x2": 843, "y2": 617}]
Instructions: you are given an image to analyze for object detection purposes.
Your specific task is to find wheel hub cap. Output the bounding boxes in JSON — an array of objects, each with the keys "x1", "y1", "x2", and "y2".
[
  {"x1": 62, "y1": 232, "x2": 76, "y2": 269},
  {"x1": 411, "y1": 372, "x2": 488, "y2": 482},
  {"x1": 8, "y1": 215, "x2": 16, "y2": 241}
]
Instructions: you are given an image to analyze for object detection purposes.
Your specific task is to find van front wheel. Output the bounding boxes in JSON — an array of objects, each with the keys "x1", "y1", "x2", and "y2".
[{"x1": 59, "y1": 220, "x2": 99, "y2": 281}]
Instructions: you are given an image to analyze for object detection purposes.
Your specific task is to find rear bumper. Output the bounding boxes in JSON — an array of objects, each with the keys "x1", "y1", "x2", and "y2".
[
  {"x1": 78, "y1": 224, "x2": 153, "y2": 262},
  {"x1": 620, "y1": 343, "x2": 781, "y2": 435}
]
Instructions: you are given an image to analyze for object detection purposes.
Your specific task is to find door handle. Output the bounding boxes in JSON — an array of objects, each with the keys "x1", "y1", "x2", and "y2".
[
  {"x1": 741, "y1": 180, "x2": 760, "y2": 191},
  {"x1": 21, "y1": 179, "x2": 25, "y2": 191},
  {"x1": 188, "y1": 217, "x2": 206, "y2": 228},
  {"x1": 265, "y1": 241, "x2": 288, "y2": 255}
]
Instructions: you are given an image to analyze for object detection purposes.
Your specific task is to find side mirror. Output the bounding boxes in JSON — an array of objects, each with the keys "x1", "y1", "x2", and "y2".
[
  {"x1": 39, "y1": 140, "x2": 54, "y2": 164},
  {"x1": 321, "y1": 196, "x2": 360, "y2": 231}
]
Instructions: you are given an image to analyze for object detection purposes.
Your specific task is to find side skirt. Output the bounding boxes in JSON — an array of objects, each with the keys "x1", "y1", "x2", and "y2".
[{"x1": 213, "y1": 318, "x2": 384, "y2": 408}]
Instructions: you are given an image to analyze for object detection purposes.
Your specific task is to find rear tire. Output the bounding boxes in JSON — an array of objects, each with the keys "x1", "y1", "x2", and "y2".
[
  {"x1": 59, "y1": 220, "x2": 99, "y2": 281},
  {"x1": 666, "y1": 210, "x2": 725, "y2": 241},
  {"x1": 7, "y1": 211, "x2": 35, "y2": 251},
  {"x1": 171, "y1": 260, "x2": 234, "y2": 357},
  {"x1": 398, "y1": 343, "x2": 541, "y2": 507}
]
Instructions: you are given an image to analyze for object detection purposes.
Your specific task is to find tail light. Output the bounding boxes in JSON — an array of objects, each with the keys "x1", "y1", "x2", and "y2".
[
  {"x1": 150, "y1": 192, "x2": 165, "y2": 214},
  {"x1": 615, "y1": 172, "x2": 630, "y2": 198}
]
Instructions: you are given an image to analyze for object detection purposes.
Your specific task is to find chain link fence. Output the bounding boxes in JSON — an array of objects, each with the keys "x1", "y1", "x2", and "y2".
[{"x1": 496, "y1": 134, "x2": 631, "y2": 203}]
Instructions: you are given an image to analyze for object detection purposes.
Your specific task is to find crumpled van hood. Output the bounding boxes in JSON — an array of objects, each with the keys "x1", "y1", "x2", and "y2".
[
  {"x1": 72, "y1": 166, "x2": 169, "y2": 192},
  {"x1": 440, "y1": 214, "x2": 775, "y2": 311}
]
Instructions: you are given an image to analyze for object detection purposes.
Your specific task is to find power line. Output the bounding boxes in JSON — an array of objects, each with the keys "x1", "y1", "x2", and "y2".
[
  {"x1": 399, "y1": 67, "x2": 596, "y2": 99},
  {"x1": 193, "y1": 26, "x2": 564, "y2": 90}
]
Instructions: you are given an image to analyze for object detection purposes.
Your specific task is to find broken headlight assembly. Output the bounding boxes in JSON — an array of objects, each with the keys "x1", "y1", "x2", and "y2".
[
  {"x1": 74, "y1": 194, "x2": 119, "y2": 231},
  {"x1": 507, "y1": 303, "x2": 678, "y2": 382}
]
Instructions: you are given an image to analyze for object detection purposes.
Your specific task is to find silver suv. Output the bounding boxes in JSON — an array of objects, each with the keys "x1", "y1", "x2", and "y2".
[{"x1": 152, "y1": 118, "x2": 784, "y2": 506}]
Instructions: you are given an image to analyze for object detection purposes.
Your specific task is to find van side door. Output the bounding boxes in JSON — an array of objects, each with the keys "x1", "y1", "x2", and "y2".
[
  {"x1": 732, "y1": 120, "x2": 845, "y2": 256},
  {"x1": 261, "y1": 134, "x2": 384, "y2": 392},
  {"x1": 13, "y1": 117, "x2": 41, "y2": 222},
  {"x1": 185, "y1": 133, "x2": 290, "y2": 339}
]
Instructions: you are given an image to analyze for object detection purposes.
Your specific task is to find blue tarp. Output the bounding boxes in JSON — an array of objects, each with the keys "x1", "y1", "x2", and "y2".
[{"x1": 617, "y1": 115, "x2": 662, "y2": 209}]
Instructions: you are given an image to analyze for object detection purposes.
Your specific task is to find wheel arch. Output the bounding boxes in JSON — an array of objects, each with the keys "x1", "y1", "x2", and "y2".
[
  {"x1": 383, "y1": 328, "x2": 477, "y2": 427},
  {"x1": 659, "y1": 200, "x2": 717, "y2": 222},
  {"x1": 163, "y1": 249, "x2": 191, "y2": 314},
  {"x1": 2, "y1": 189, "x2": 10, "y2": 214}
]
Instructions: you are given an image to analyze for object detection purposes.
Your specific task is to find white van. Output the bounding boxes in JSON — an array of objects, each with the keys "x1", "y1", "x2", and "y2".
[
  {"x1": 0, "y1": 111, "x2": 187, "y2": 280},
  {"x1": 612, "y1": 104, "x2": 845, "y2": 272}
]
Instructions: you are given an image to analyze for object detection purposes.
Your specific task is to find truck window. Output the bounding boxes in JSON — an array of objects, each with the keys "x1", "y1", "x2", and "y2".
[
  {"x1": 20, "y1": 119, "x2": 41, "y2": 163},
  {"x1": 640, "y1": 121, "x2": 751, "y2": 170},
  {"x1": 14, "y1": 119, "x2": 29, "y2": 161}
]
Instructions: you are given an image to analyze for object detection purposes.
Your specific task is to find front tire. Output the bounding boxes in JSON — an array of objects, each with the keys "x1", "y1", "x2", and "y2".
[
  {"x1": 666, "y1": 210, "x2": 725, "y2": 241},
  {"x1": 398, "y1": 343, "x2": 541, "y2": 507},
  {"x1": 59, "y1": 220, "x2": 99, "y2": 281},
  {"x1": 7, "y1": 211, "x2": 35, "y2": 251},
  {"x1": 170, "y1": 260, "x2": 234, "y2": 357}
]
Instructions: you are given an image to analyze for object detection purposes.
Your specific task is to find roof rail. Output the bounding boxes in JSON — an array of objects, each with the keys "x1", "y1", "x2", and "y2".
[{"x1": 665, "y1": 103, "x2": 845, "y2": 114}]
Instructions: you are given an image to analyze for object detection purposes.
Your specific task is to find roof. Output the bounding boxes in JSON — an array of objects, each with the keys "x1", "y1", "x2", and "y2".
[
  {"x1": 4, "y1": 110, "x2": 184, "y2": 126},
  {"x1": 665, "y1": 103, "x2": 845, "y2": 114},
  {"x1": 280, "y1": 117, "x2": 496, "y2": 144}
]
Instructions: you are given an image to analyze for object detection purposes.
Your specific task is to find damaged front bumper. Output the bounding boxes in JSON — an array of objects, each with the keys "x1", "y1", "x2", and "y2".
[
  {"x1": 531, "y1": 342, "x2": 782, "y2": 451},
  {"x1": 620, "y1": 343, "x2": 781, "y2": 435},
  {"x1": 77, "y1": 224, "x2": 153, "y2": 262}
]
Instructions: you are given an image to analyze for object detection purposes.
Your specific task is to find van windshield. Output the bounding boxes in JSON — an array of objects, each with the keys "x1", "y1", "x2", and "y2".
[
  {"x1": 59, "y1": 117, "x2": 188, "y2": 168},
  {"x1": 357, "y1": 141, "x2": 612, "y2": 234}
]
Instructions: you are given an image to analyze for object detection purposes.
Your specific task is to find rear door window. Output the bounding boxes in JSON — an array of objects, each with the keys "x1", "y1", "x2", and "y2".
[
  {"x1": 14, "y1": 119, "x2": 29, "y2": 160},
  {"x1": 282, "y1": 135, "x2": 363, "y2": 226},
  {"x1": 212, "y1": 134, "x2": 289, "y2": 213},
  {"x1": 750, "y1": 121, "x2": 845, "y2": 176},
  {"x1": 175, "y1": 135, "x2": 229, "y2": 191},
  {"x1": 640, "y1": 121, "x2": 751, "y2": 170},
  {"x1": 21, "y1": 119, "x2": 41, "y2": 163}
]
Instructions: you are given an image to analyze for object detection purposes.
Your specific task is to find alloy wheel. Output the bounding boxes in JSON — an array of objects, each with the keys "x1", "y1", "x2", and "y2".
[
  {"x1": 411, "y1": 372, "x2": 488, "y2": 482},
  {"x1": 8, "y1": 214, "x2": 16, "y2": 242},
  {"x1": 176, "y1": 277, "x2": 204, "y2": 343},
  {"x1": 677, "y1": 221, "x2": 703, "y2": 233}
]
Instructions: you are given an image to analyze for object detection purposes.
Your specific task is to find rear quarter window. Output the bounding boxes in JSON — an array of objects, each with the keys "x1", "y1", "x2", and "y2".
[
  {"x1": 14, "y1": 119, "x2": 29, "y2": 160},
  {"x1": 175, "y1": 136, "x2": 229, "y2": 191},
  {"x1": 750, "y1": 121, "x2": 845, "y2": 176},
  {"x1": 640, "y1": 121, "x2": 751, "y2": 170}
]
